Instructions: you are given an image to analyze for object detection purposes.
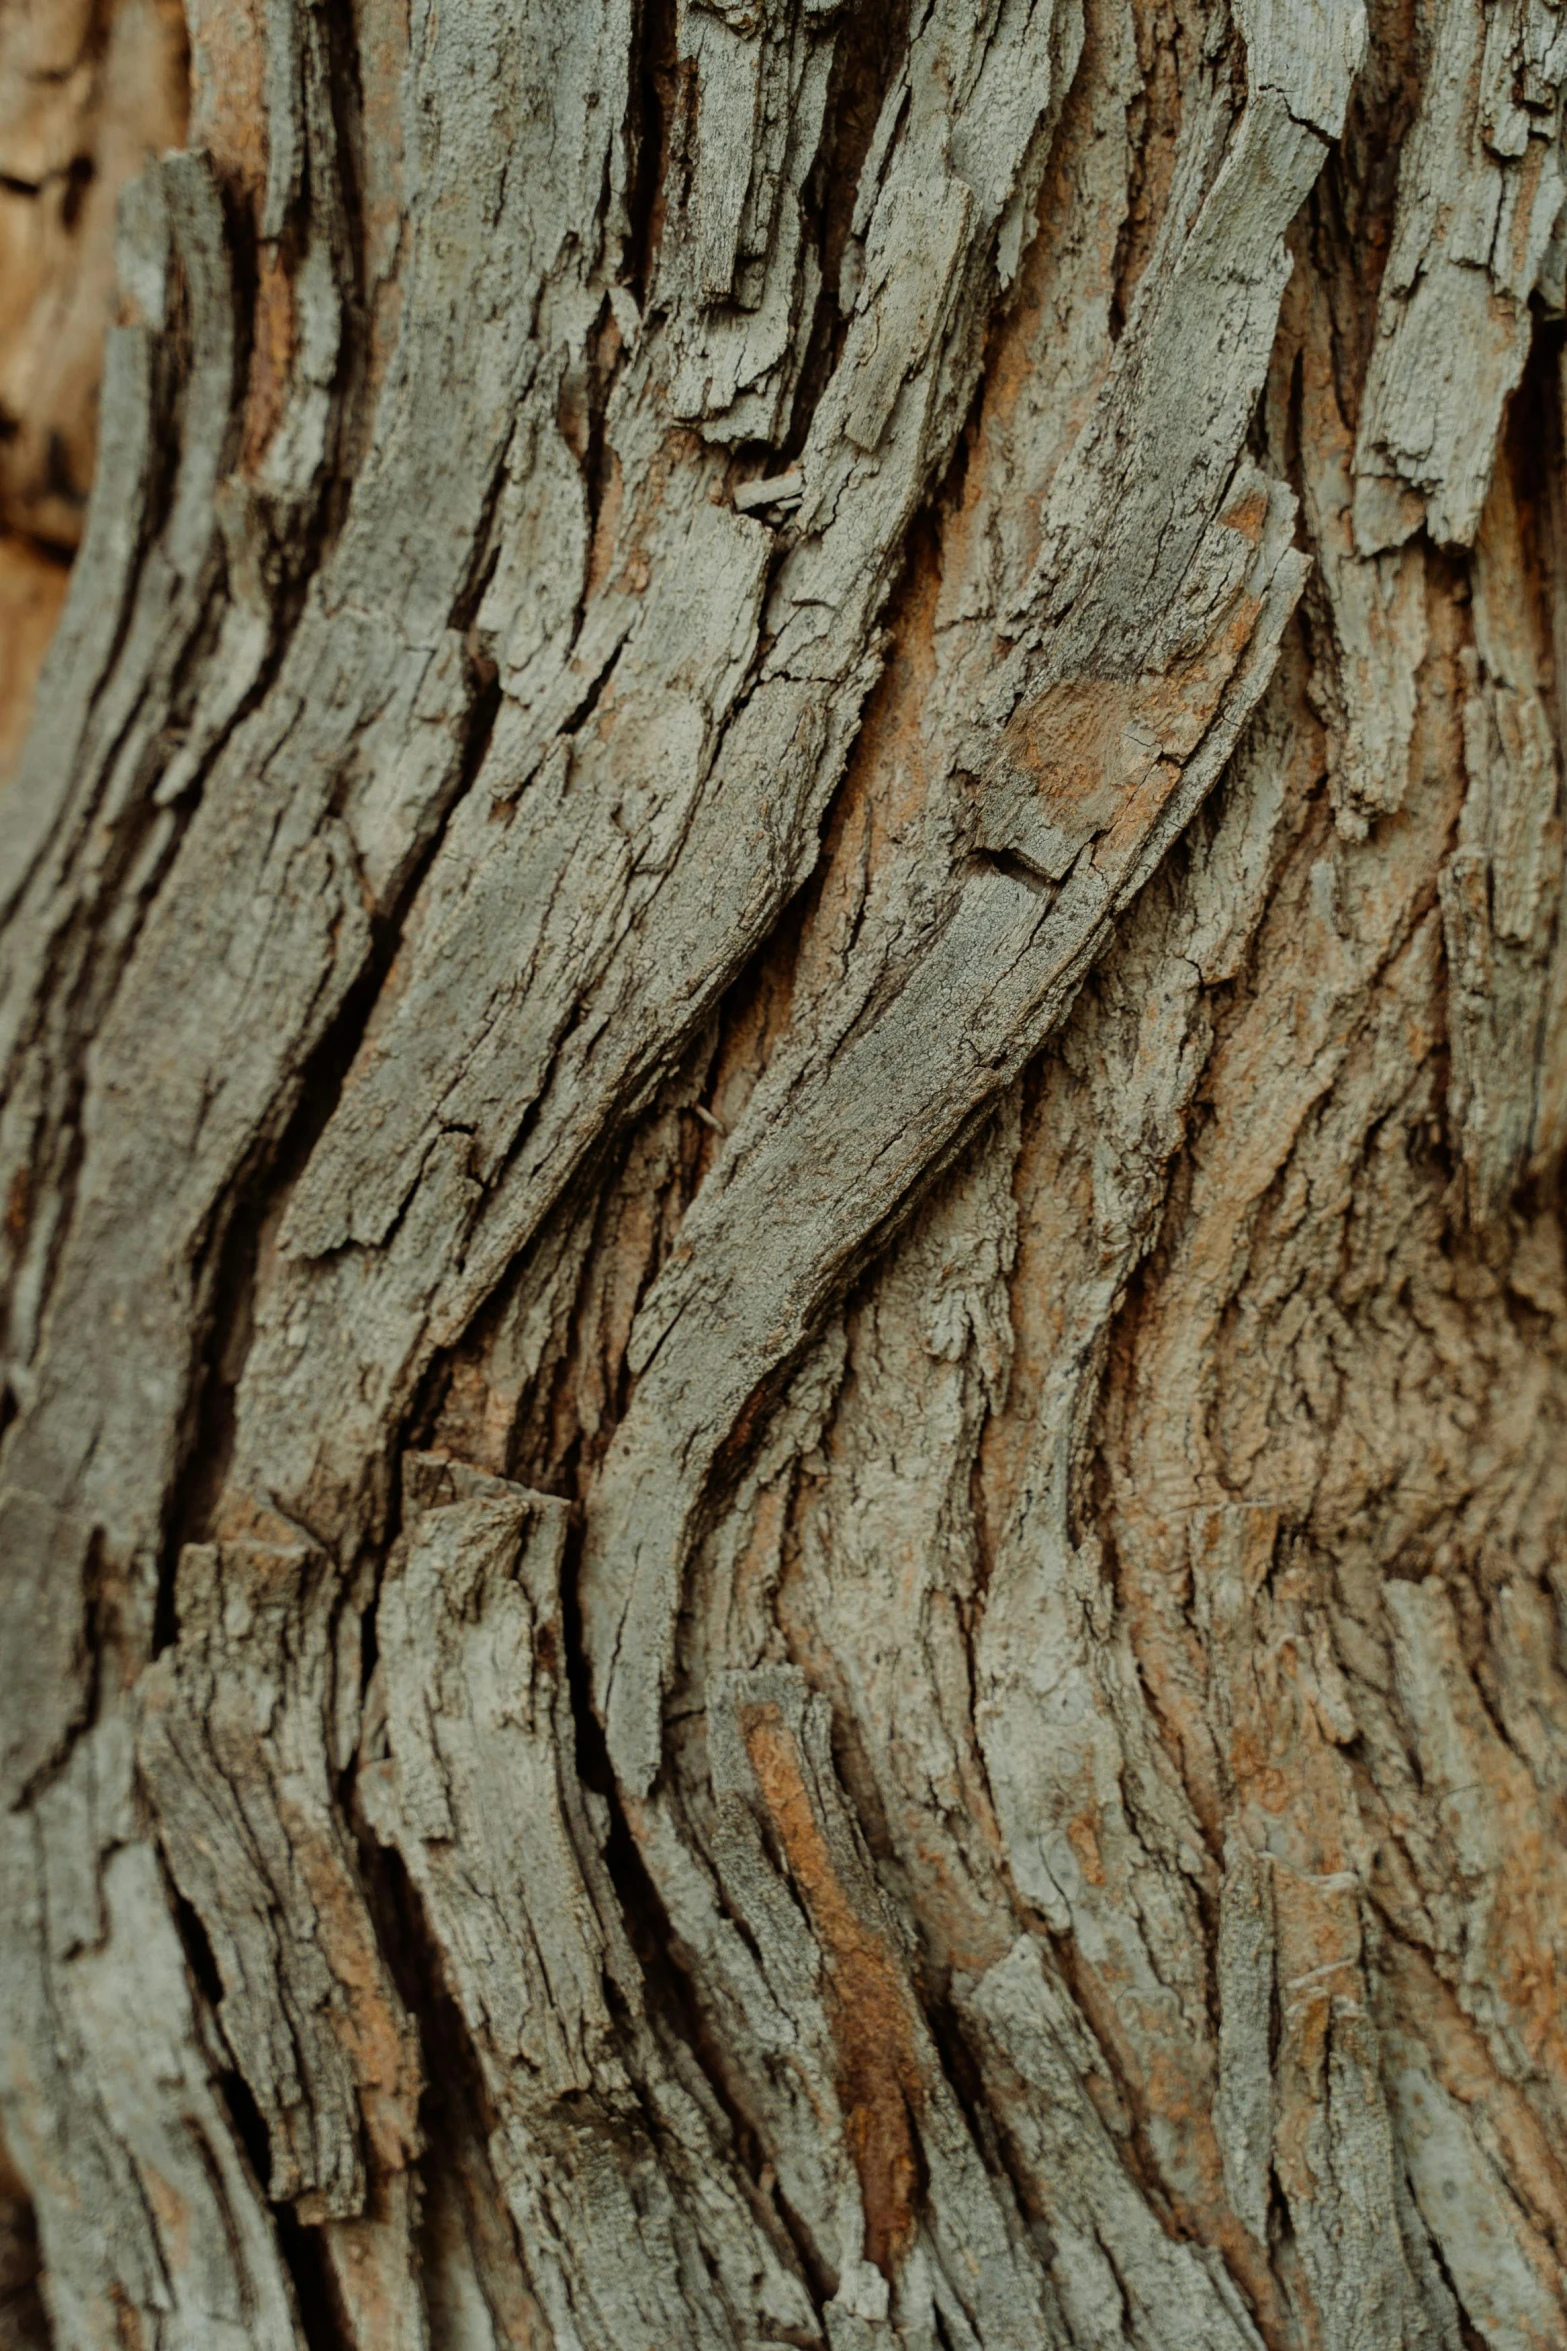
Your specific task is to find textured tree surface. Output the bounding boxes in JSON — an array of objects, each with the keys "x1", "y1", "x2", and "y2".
[{"x1": 5, "y1": 0, "x2": 1567, "y2": 2342}]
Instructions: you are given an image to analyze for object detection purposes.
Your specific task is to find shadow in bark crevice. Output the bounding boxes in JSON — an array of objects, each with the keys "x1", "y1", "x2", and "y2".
[
  {"x1": 563, "y1": 1506, "x2": 837, "y2": 2322},
  {"x1": 781, "y1": 0, "x2": 913, "y2": 470},
  {"x1": 625, "y1": 0, "x2": 682, "y2": 311},
  {"x1": 0, "y1": 2136, "x2": 52, "y2": 2351},
  {"x1": 156, "y1": 1857, "x2": 351, "y2": 2351},
  {"x1": 353, "y1": 1831, "x2": 541, "y2": 2335},
  {"x1": 154, "y1": 647, "x2": 503, "y2": 1655}
]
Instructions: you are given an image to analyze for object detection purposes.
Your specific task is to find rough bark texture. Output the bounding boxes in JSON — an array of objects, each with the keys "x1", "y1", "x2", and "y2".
[{"x1": 4, "y1": 0, "x2": 1567, "y2": 2344}]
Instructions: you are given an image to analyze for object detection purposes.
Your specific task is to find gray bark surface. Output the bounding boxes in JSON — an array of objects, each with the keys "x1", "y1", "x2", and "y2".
[{"x1": 4, "y1": 0, "x2": 1567, "y2": 2344}]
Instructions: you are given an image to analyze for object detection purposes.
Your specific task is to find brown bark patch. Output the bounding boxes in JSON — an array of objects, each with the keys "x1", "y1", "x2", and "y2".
[
  {"x1": 0, "y1": 538, "x2": 68, "y2": 784},
  {"x1": 1000, "y1": 676, "x2": 1160, "y2": 836},
  {"x1": 182, "y1": 0, "x2": 266, "y2": 209},
  {"x1": 241, "y1": 245, "x2": 297, "y2": 475},
  {"x1": 0, "y1": 0, "x2": 186, "y2": 782},
  {"x1": 0, "y1": 0, "x2": 187, "y2": 545},
  {"x1": 741, "y1": 1701, "x2": 924, "y2": 2277}
]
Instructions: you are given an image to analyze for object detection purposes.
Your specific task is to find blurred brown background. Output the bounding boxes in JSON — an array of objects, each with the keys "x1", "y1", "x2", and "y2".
[{"x1": 0, "y1": 0, "x2": 186, "y2": 783}]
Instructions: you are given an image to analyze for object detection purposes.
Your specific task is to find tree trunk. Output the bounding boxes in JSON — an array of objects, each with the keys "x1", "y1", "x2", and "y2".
[{"x1": 4, "y1": 0, "x2": 1567, "y2": 2342}]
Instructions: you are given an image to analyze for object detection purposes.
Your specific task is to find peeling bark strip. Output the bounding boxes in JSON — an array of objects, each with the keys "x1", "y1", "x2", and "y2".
[{"x1": 6, "y1": 0, "x2": 1567, "y2": 2341}]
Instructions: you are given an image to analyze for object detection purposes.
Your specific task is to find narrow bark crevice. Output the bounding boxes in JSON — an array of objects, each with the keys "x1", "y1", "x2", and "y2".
[
  {"x1": 558, "y1": 1519, "x2": 833, "y2": 2320},
  {"x1": 160, "y1": 1856, "x2": 353, "y2": 2350},
  {"x1": 306, "y1": 0, "x2": 379, "y2": 506},
  {"x1": 157, "y1": 634, "x2": 505, "y2": 1617},
  {"x1": 558, "y1": 1512, "x2": 836, "y2": 2326},
  {"x1": 781, "y1": 0, "x2": 914, "y2": 469},
  {"x1": 0, "y1": 2142, "x2": 51, "y2": 2351},
  {"x1": 351, "y1": 1801, "x2": 560, "y2": 2343},
  {"x1": 1304, "y1": 0, "x2": 1421, "y2": 440},
  {"x1": 625, "y1": 0, "x2": 682, "y2": 312},
  {"x1": 273, "y1": 2203, "x2": 357, "y2": 2351}
]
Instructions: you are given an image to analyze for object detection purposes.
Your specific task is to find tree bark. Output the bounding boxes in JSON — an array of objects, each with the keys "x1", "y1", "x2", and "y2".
[{"x1": 4, "y1": 0, "x2": 1567, "y2": 2343}]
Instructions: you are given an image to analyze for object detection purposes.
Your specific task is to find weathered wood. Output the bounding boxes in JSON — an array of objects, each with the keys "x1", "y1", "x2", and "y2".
[{"x1": 4, "y1": 0, "x2": 1567, "y2": 2343}]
